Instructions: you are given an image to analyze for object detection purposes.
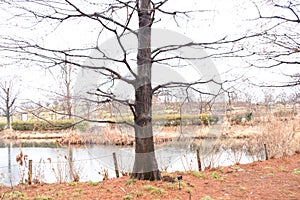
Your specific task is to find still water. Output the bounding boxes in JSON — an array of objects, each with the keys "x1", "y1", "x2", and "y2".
[{"x1": 0, "y1": 140, "x2": 259, "y2": 186}]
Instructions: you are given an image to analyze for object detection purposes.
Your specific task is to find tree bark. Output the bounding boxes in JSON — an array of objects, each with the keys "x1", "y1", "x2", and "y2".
[
  {"x1": 5, "y1": 88, "x2": 11, "y2": 129},
  {"x1": 131, "y1": 0, "x2": 161, "y2": 180},
  {"x1": 62, "y1": 54, "x2": 72, "y2": 120}
]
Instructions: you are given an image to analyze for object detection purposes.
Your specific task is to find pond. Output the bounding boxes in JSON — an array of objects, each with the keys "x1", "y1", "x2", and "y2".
[{"x1": 0, "y1": 139, "x2": 264, "y2": 186}]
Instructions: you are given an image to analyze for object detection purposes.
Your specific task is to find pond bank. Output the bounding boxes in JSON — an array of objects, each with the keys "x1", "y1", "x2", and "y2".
[{"x1": 0, "y1": 153, "x2": 299, "y2": 199}]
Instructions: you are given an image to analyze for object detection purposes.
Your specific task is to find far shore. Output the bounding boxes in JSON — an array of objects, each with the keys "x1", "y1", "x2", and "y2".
[{"x1": 1, "y1": 118, "x2": 299, "y2": 146}]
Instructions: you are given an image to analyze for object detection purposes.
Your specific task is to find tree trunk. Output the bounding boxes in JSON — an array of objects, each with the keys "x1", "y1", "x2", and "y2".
[
  {"x1": 131, "y1": 0, "x2": 161, "y2": 180},
  {"x1": 5, "y1": 88, "x2": 11, "y2": 129},
  {"x1": 6, "y1": 112, "x2": 11, "y2": 129},
  {"x1": 63, "y1": 54, "x2": 72, "y2": 120}
]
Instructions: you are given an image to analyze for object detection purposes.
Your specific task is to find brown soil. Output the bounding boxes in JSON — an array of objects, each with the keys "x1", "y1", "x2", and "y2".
[{"x1": 1, "y1": 153, "x2": 299, "y2": 200}]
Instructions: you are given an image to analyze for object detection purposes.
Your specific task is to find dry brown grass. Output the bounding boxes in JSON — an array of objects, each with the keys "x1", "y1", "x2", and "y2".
[
  {"x1": 199, "y1": 115, "x2": 300, "y2": 165},
  {"x1": 226, "y1": 116, "x2": 300, "y2": 161},
  {"x1": 257, "y1": 118, "x2": 300, "y2": 158}
]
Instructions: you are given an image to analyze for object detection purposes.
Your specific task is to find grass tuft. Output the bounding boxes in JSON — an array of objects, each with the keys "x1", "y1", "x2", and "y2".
[
  {"x1": 211, "y1": 171, "x2": 219, "y2": 179},
  {"x1": 142, "y1": 185, "x2": 166, "y2": 195},
  {"x1": 291, "y1": 168, "x2": 300, "y2": 175},
  {"x1": 192, "y1": 171, "x2": 206, "y2": 178}
]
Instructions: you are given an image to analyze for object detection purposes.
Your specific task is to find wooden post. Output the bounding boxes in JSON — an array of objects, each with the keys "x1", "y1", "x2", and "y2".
[
  {"x1": 264, "y1": 144, "x2": 269, "y2": 160},
  {"x1": 196, "y1": 148, "x2": 202, "y2": 171},
  {"x1": 28, "y1": 160, "x2": 32, "y2": 185},
  {"x1": 112, "y1": 152, "x2": 119, "y2": 178}
]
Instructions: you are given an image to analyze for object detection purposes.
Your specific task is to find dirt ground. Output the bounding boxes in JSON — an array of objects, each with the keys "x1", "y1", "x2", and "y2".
[{"x1": 1, "y1": 153, "x2": 299, "y2": 200}]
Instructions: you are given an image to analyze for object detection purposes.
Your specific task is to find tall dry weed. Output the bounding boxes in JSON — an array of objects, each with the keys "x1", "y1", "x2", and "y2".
[{"x1": 256, "y1": 119, "x2": 299, "y2": 158}]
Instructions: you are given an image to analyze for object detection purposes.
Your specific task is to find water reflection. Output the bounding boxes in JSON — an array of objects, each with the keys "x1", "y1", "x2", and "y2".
[{"x1": 0, "y1": 140, "x2": 261, "y2": 186}]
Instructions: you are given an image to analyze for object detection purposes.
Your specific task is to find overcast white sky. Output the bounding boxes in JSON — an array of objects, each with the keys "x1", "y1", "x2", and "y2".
[{"x1": 0, "y1": 0, "x2": 298, "y2": 104}]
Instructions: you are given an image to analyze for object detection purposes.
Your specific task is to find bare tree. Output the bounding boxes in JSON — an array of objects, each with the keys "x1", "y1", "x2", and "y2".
[
  {"x1": 60, "y1": 54, "x2": 73, "y2": 119},
  {"x1": 0, "y1": 79, "x2": 19, "y2": 129},
  {"x1": 0, "y1": 0, "x2": 255, "y2": 180},
  {"x1": 248, "y1": 0, "x2": 300, "y2": 87}
]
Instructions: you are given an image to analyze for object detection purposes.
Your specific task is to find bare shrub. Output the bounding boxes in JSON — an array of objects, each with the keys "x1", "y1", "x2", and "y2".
[
  {"x1": 33, "y1": 158, "x2": 46, "y2": 184},
  {"x1": 201, "y1": 140, "x2": 223, "y2": 170},
  {"x1": 49, "y1": 152, "x2": 82, "y2": 183},
  {"x1": 257, "y1": 119, "x2": 299, "y2": 158},
  {"x1": 221, "y1": 139, "x2": 246, "y2": 165},
  {"x1": 244, "y1": 137, "x2": 265, "y2": 161}
]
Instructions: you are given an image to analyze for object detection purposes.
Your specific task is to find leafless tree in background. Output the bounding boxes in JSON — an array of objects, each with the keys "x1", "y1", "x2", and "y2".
[
  {"x1": 0, "y1": 78, "x2": 19, "y2": 129},
  {"x1": 60, "y1": 54, "x2": 73, "y2": 119},
  {"x1": 247, "y1": 0, "x2": 300, "y2": 87}
]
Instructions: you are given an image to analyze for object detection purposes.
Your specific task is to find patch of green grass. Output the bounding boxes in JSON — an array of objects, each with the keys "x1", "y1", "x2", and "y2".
[
  {"x1": 33, "y1": 195, "x2": 53, "y2": 200},
  {"x1": 123, "y1": 194, "x2": 133, "y2": 199},
  {"x1": 125, "y1": 178, "x2": 136, "y2": 187},
  {"x1": 142, "y1": 185, "x2": 166, "y2": 195},
  {"x1": 240, "y1": 186, "x2": 247, "y2": 191},
  {"x1": 211, "y1": 171, "x2": 219, "y2": 179},
  {"x1": 68, "y1": 182, "x2": 80, "y2": 186},
  {"x1": 279, "y1": 166, "x2": 286, "y2": 172},
  {"x1": 278, "y1": 189, "x2": 285, "y2": 194},
  {"x1": 192, "y1": 171, "x2": 206, "y2": 178},
  {"x1": 164, "y1": 183, "x2": 177, "y2": 190},
  {"x1": 288, "y1": 193, "x2": 296, "y2": 197},
  {"x1": 162, "y1": 172, "x2": 174, "y2": 177},
  {"x1": 152, "y1": 188, "x2": 165, "y2": 195},
  {"x1": 179, "y1": 181, "x2": 188, "y2": 188},
  {"x1": 141, "y1": 185, "x2": 155, "y2": 190},
  {"x1": 87, "y1": 181, "x2": 98, "y2": 186},
  {"x1": 7, "y1": 191, "x2": 28, "y2": 200},
  {"x1": 291, "y1": 168, "x2": 300, "y2": 175}
]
